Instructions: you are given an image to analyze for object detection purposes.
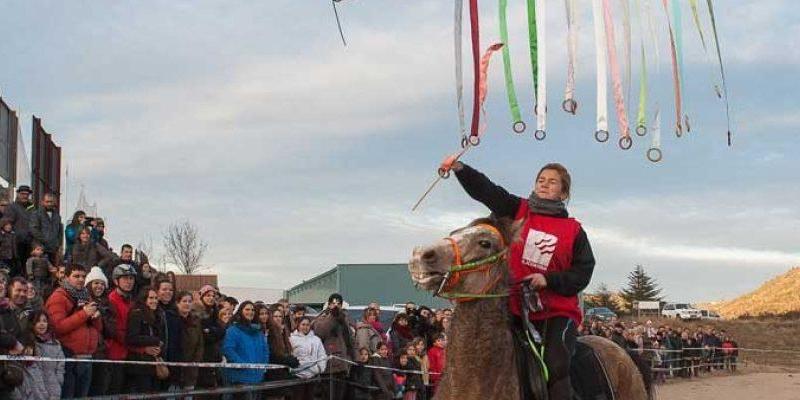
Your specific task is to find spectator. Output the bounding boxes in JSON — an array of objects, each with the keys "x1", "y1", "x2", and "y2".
[
  {"x1": 610, "y1": 323, "x2": 627, "y2": 349},
  {"x1": 104, "y1": 265, "x2": 139, "y2": 394},
  {"x1": 311, "y1": 293, "x2": 355, "y2": 400},
  {"x1": 25, "y1": 282, "x2": 42, "y2": 313},
  {"x1": 29, "y1": 193, "x2": 62, "y2": 265},
  {"x1": 154, "y1": 278, "x2": 182, "y2": 391},
  {"x1": 0, "y1": 200, "x2": 7, "y2": 220},
  {"x1": 389, "y1": 313, "x2": 413, "y2": 356},
  {"x1": 70, "y1": 227, "x2": 113, "y2": 275},
  {"x1": 5, "y1": 186, "x2": 34, "y2": 278},
  {"x1": 410, "y1": 337, "x2": 430, "y2": 397},
  {"x1": 15, "y1": 310, "x2": 65, "y2": 400},
  {"x1": 355, "y1": 308, "x2": 382, "y2": 355},
  {"x1": 0, "y1": 333, "x2": 25, "y2": 399},
  {"x1": 107, "y1": 244, "x2": 149, "y2": 290},
  {"x1": 63, "y1": 211, "x2": 86, "y2": 262},
  {"x1": 0, "y1": 219, "x2": 16, "y2": 276},
  {"x1": 289, "y1": 304, "x2": 306, "y2": 332},
  {"x1": 263, "y1": 304, "x2": 298, "y2": 399},
  {"x1": 289, "y1": 316, "x2": 327, "y2": 400},
  {"x1": 91, "y1": 219, "x2": 110, "y2": 251},
  {"x1": 721, "y1": 333, "x2": 738, "y2": 372},
  {"x1": 24, "y1": 244, "x2": 53, "y2": 301},
  {"x1": 220, "y1": 297, "x2": 238, "y2": 313},
  {"x1": 44, "y1": 263, "x2": 102, "y2": 398},
  {"x1": 0, "y1": 277, "x2": 21, "y2": 344},
  {"x1": 193, "y1": 284, "x2": 225, "y2": 392},
  {"x1": 175, "y1": 291, "x2": 203, "y2": 393},
  {"x1": 126, "y1": 287, "x2": 163, "y2": 393},
  {"x1": 426, "y1": 334, "x2": 446, "y2": 395},
  {"x1": 222, "y1": 301, "x2": 269, "y2": 400},
  {"x1": 401, "y1": 345, "x2": 424, "y2": 400},
  {"x1": 8, "y1": 277, "x2": 33, "y2": 334},
  {"x1": 84, "y1": 266, "x2": 117, "y2": 396},
  {"x1": 348, "y1": 347, "x2": 376, "y2": 400},
  {"x1": 369, "y1": 342, "x2": 394, "y2": 400}
]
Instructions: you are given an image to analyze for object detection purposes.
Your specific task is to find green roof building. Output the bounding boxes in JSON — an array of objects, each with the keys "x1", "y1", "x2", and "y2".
[{"x1": 284, "y1": 263, "x2": 450, "y2": 309}]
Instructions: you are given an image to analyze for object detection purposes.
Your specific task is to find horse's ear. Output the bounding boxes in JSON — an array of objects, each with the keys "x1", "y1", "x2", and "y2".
[{"x1": 490, "y1": 215, "x2": 522, "y2": 244}]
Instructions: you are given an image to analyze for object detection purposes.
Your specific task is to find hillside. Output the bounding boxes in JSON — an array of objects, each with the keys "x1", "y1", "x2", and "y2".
[{"x1": 715, "y1": 267, "x2": 800, "y2": 319}]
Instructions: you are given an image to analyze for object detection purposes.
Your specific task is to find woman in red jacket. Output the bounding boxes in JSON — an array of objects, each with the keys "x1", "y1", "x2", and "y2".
[{"x1": 449, "y1": 161, "x2": 596, "y2": 400}]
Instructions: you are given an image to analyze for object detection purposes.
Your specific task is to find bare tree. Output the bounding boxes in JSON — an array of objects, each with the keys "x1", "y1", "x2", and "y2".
[
  {"x1": 162, "y1": 220, "x2": 209, "y2": 274},
  {"x1": 137, "y1": 236, "x2": 169, "y2": 273}
]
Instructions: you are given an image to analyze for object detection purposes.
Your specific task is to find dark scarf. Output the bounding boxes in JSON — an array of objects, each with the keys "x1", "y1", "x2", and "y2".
[
  {"x1": 63, "y1": 282, "x2": 91, "y2": 306},
  {"x1": 527, "y1": 193, "x2": 568, "y2": 217}
]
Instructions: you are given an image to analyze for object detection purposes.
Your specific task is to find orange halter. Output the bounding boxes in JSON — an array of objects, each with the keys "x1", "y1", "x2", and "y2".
[{"x1": 435, "y1": 223, "x2": 509, "y2": 303}]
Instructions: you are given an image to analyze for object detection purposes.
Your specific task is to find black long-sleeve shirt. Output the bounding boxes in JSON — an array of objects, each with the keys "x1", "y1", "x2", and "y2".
[{"x1": 454, "y1": 163, "x2": 596, "y2": 296}]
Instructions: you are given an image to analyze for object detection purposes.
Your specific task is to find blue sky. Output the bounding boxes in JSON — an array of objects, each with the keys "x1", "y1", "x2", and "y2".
[{"x1": 0, "y1": 1, "x2": 797, "y2": 303}]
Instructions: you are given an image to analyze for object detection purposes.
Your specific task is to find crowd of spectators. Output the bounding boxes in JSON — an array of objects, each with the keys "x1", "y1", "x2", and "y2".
[
  {"x1": 0, "y1": 186, "x2": 451, "y2": 400},
  {"x1": 579, "y1": 318, "x2": 740, "y2": 382}
]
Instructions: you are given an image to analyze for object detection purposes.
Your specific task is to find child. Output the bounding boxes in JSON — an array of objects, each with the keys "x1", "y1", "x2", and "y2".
[
  {"x1": 25, "y1": 243, "x2": 54, "y2": 300},
  {"x1": 0, "y1": 218, "x2": 16, "y2": 276},
  {"x1": 426, "y1": 334, "x2": 446, "y2": 395}
]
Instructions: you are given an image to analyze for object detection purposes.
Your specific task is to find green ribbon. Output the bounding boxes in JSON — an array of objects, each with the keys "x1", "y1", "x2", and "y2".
[
  {"x1": 671, "y1": 0, "x2": 689, "y2": 129},
  {"x1": 526, "y1": 0, "x2": 538, "y2": 106},
  {"x1": 635, "y1": 0, "x2": 648, "y2": 133},
  {"x1": 706, "y1": 0, "x2": 732, "y2": 145},
  {"x1": 499, "y1": 0, "x2": 525, "y2": 132}
]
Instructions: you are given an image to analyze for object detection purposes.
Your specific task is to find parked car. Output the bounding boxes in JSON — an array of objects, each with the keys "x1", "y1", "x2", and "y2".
[
  {"x1": 699, "y1": 309, "x2": 722, "y2": 320},
  {"x1": 585, "y1": 307, "x2": 617, "y2": 322},
  {"x1": 661, "y1": 303, "x2": 702, "y2": 320}
]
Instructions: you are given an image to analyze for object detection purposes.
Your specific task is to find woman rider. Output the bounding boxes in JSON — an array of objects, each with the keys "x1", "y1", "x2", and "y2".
[{"x1": 447, "y1": 160, "x2": 595, "y2": 400}]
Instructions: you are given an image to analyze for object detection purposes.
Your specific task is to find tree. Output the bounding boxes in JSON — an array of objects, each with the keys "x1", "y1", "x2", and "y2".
[
  {"x1": 592, "y1": 283, "x2": 621, "y2": 313},
  {"x1": 620, "y1": 264, "x2": 663, "y2": 312},
  {"x1": 162, "y1": 220, "x2": 209, "y2": 274}
]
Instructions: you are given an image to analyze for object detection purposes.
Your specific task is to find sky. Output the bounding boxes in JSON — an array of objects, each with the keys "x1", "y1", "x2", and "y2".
[{"x1": 0, "y1": 1, "x2": 797, "y2": 303}]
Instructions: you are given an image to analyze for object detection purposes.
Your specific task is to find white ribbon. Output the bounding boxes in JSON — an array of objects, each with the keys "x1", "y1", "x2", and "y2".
[
  {"x1": 592, "y1": 0, "x2": 609, "y2": 140},
  {"x1": 645, "y1": 0, "x2": 663, "y2": 161},
  {"x1": 563, "y1": 0, "x2": 578, "y2": 114},
  {"x1": 534, "y1": 0, "x2": 547, "y2": 137}
]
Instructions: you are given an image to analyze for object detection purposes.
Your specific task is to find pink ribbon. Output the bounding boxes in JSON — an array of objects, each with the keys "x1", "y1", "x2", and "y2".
[
  {"x1": 602, "y1": 0, "x2": 631, "y2": 139},
  {"x1": 477, "y1": 42, "x2": 505, "y2": 135}
]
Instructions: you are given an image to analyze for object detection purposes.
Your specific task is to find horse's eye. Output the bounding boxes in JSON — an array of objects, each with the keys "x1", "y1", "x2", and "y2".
[{"x1": 478, "y1": 240, "x2": 492, "y2": 249}]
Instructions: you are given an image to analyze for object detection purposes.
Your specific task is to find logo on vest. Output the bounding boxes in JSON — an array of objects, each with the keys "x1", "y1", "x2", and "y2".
[{"x1": 522, "y1": 229, "x2": 558, "y2": 271}]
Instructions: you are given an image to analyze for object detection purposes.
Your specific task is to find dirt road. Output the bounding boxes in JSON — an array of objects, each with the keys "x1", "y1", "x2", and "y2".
[{"x1": 656, "y1": 372, "x2": 799, "y2": 400}]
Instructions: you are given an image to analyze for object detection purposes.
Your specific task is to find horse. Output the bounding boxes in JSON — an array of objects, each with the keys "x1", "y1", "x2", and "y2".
[{"x1": 408, "y1": 216, "x2": 653, "y2": 400}]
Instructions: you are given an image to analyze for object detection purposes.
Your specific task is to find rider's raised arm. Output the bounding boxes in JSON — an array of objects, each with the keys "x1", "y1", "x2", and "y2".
[
  {"x1": 544, "y1": 228, "x2": 595, "y2": 296},
  {"x1": 453, "y1": 162, "x2": 520, "y2": 218}
]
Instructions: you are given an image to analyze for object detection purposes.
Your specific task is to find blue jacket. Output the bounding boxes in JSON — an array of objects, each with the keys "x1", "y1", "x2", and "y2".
[{"x1": 222, "y1": 322, "x2": 270, "y2": 384}]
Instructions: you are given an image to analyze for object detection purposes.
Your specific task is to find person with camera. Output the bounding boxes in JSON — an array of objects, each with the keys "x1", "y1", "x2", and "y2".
[
  {"x1": 312, "y1": 293, "x2": 355, "y2": 400},
  {"x1": 44, "y1": 263, "x2": 103, "y2": 398}
]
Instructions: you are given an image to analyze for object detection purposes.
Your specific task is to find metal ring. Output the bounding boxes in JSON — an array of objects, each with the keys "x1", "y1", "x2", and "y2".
[
  {"x1": 534, "y1": 130, "x2": 546, "y2": 141},
  {"x1": 635, "y1": 125, "x2": 647, "y2": 137},
  {"x1": 468, "y1": 135, "x2": 480, "y2": 146},
  {"x1": 647, "y1": 147, "x2": 663, "y2": 163},
  {"x1": 619, "y1": 136, "x2": 633, "y2": 150},
  {"x1": 675, "y1": 126, "x2": 683, "y2": 138},
  {"x1": 684, "y1": 115, "x2": 691, "y2": 133},
  {"x1": 562, "y1": 99, "x2": 578, "y2": 115},
  {"x1": 460, "y1": 136, "x2": 469, "y2": 149},
  {"x1": 438, "y1": 168, "x2": 451, "y2": 179},
  {"x1": 594, "y1": 130, "x2": 609, "y2": 143},
  {"x1": 512, "y1": 121, "x2": 526, "y2": 134}
]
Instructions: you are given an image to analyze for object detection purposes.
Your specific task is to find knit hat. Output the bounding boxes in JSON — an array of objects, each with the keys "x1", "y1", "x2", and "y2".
[
  {"x1": 85, "y1": 266, "x2": 108, "y2": 288},
  {"x1": 199, "y1": 284, "x2": 217, "y2": 297}
]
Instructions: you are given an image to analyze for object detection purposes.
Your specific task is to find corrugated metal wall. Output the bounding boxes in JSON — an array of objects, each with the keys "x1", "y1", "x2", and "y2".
[{"x1": 285, "y1": 268, "x2": 339, "y2": 305}]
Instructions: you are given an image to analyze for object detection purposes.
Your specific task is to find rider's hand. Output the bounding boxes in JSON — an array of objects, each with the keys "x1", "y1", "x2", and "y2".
[
  {"x1": 440, "y1": 155, "x2": 463, "y2": 174},
  {"x1": 523, "y1": 273, "x2": 548, "y2": 289}
]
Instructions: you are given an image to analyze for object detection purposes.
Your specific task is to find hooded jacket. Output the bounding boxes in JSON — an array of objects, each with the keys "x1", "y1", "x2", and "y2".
[
  {"x1": 289, "y1": 330, "x2": 327, "y2": 379},
  {"x1": 222, "y1": 322, "x2": 269, "y2": 384},
  {"x1": 16, "y1": 337, "x2": 65, "y2": 400},
  {"x1": 311, "y1": 308, "x2": 355, "y2": 374}
]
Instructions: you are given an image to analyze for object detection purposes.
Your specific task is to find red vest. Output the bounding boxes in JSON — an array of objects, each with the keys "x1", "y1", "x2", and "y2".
[{"x1": 509, "y1": 200, "x2": 583, "y2": 325}]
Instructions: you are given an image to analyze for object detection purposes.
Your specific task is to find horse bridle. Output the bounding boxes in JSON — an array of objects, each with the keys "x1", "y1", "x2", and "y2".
[{"x1": 434, "y1": 223, "x2": 510, "y2": 303}]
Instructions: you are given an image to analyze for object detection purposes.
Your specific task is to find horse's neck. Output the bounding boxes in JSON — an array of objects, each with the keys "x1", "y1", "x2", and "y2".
[{"x1": 437, "y1": 296, "x2": 520, "y2": 400}]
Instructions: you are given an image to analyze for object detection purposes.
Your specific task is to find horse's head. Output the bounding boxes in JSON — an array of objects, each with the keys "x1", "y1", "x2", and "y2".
[{"x1": 409, "y1": 216, "x2": 521, "y2": 301}]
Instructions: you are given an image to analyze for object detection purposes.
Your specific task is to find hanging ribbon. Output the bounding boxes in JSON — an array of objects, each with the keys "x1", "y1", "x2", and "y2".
[
  {"x1": 455, "y1": 0, "x2": 467, "y2": 143},
  {"x1": 671, "y1": 0, "x2": 690, "y2": 132},
  {"x1": 534, "y1": 0, "x2": 547, "y2": 140},
  {"x1": 645, "y1": 0, "x2": 663, "y2": 161},
  {"x1": 706, "y1": 0, "x2": 733, "y2": 146},
  {"x1": 602, "y1": 0, "x2": 632, "y2": 150},
  {"x1": 562, "y1": 0, "x2": 578, "y2": 115},
  {"x1": 467, "y1": 0, "x2": 482, "y2": 145},
  {"x1": 634, "y1": 0, "x2": 648, "y2": 137},
  {"x1": 620, "y1": 0, "x2": 632, "y2": 116},
  {"x1": 689, "y1": 0, "x2": 723, "y2": 98},
  {"x1": 592, "y1": 0, "x2": 609, "y2": 143},
  {"x1": 499, "y1": 0, "x2": 525, "y2": 133},
  {"x1": 661, "y1": 0, "x2": 682, "y2": 137}
]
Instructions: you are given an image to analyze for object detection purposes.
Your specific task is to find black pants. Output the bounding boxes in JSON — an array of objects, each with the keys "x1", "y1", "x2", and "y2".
[
  {"x1": 325, "y1": 372, "x2": 348, "y2": 400},
  {"x1": 514, "y1": 316, "x2": 577, "y2": 400}
]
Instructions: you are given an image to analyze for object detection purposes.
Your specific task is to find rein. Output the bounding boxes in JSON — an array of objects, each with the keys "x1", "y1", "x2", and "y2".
[{"x1": 434, "y1": 224, "x2": 509, "y2": 303}]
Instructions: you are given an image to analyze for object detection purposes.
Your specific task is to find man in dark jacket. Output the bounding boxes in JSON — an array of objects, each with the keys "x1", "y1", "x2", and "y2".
[
  {"x1": 312, "y1": 293, "x2": 356, "y2": 400},
  {"x1": 30, "y1": 193, "x2": 63, "y2": 265},
  {"x1": 5, "y1": 186, "x2": 34, "y2": 278}
]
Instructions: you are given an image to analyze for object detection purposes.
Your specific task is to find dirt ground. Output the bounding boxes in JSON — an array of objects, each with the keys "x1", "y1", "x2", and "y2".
[{"x1": 655, "y1": 370, "x2": 800, "y2": 400}]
